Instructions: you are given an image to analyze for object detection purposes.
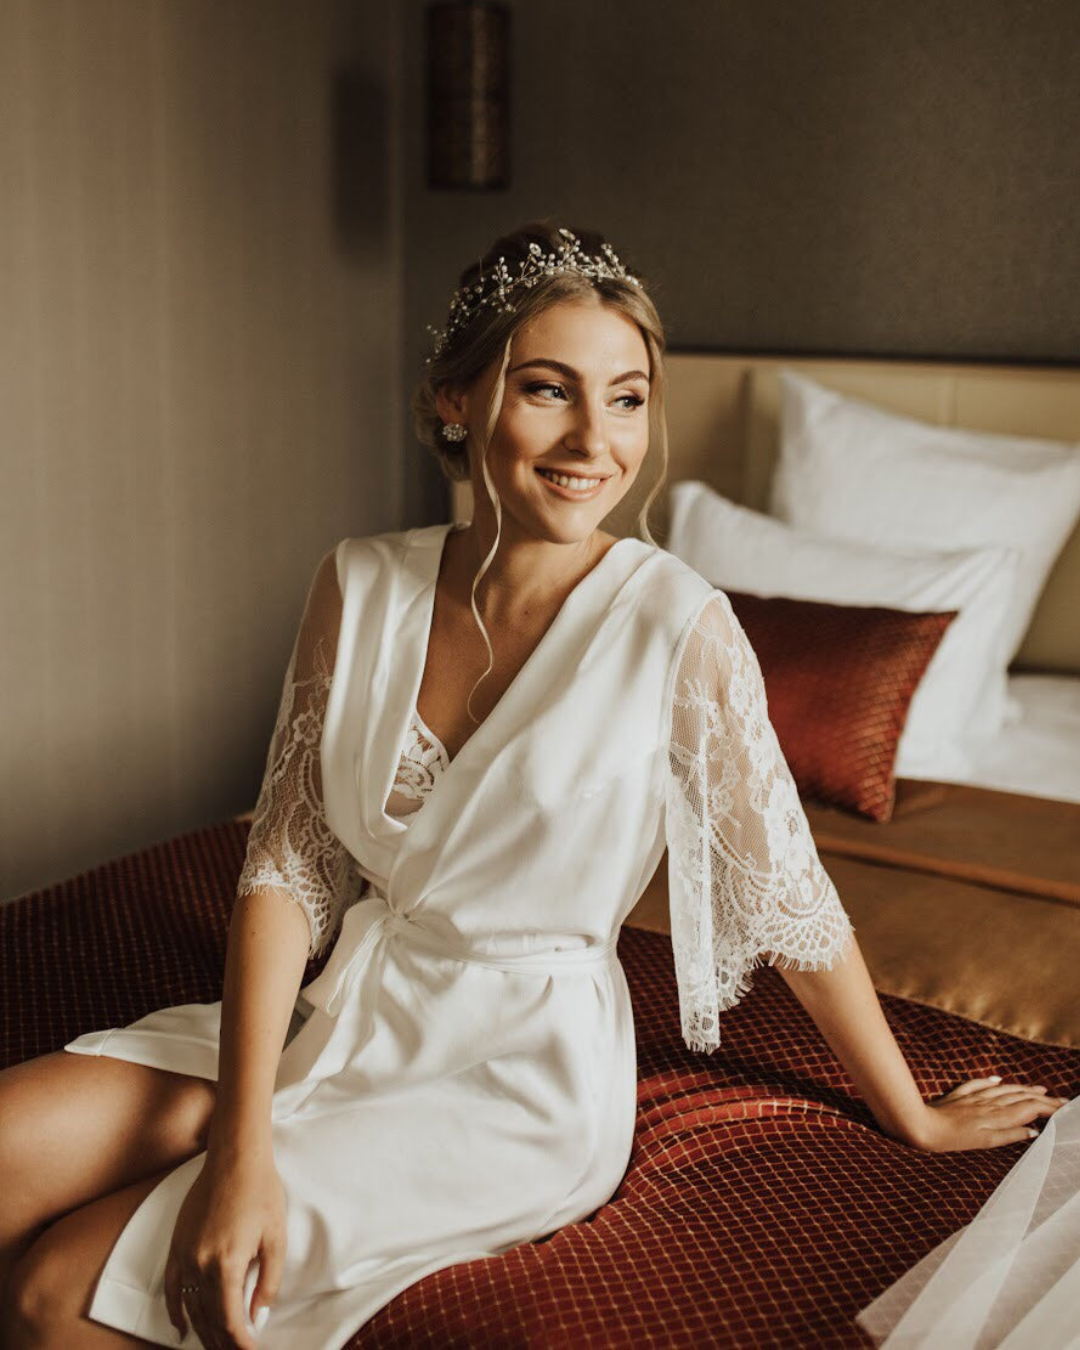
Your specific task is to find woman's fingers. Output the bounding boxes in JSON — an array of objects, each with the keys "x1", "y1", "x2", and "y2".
[
  {"x1": 980, "y1": 1124, "x2": 1044, "y2": 1148},
  {"x1": 954, "y1": 1081, "x2": 1046, "y2": 1100},
  {"x1": 221, "y1": 1259, "x2": 258, "y2": 1350},
  {"x1": 976, "y1": 1088, "x2": 1053, "y2": 1110},
  {"x1": 972, "y1": 1093, "x2": 1063, "y2": 1119},
  {"x1": 944, "y1": 1077, "x2": 1009, "y2": 1097},
  {"x1": 197, "y1": 1259, "x2": 256, "y2": 1350},
  {"x1": 256, "y1": 1236, "x2": 285, "y2": 1321},
  {"x1": 185, "y1": 1280, "x2": 219, "y2": 1350},
  {"x1": 940, "y1": 1080, "x2": 1067, "y2": 1106},
  {"x1": 163, "y1": 1256, "x2": 186, "y2": 1338},
  {"x1": 991, "y1": 1098, "x2": 1064, "y2": 1127}
]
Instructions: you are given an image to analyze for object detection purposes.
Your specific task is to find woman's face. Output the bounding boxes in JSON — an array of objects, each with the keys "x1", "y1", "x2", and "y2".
[{"x1": 438, "y1": 297, "x2": 652, "y2": 548}]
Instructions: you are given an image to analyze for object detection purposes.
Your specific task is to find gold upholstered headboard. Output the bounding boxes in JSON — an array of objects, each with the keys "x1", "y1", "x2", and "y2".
[{"x1": 448, "y1": 352, "x2": 1080, "y2": 675}]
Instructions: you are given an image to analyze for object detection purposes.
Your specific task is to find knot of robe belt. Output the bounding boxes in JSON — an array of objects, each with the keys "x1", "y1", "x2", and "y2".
[{"x1": 317, "y1": 890, "x2": 620, "y2": 1018}]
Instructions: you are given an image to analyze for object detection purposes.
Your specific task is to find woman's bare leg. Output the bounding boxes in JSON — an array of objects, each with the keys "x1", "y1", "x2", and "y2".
[
  {"x1": 0, "y1": 1051, "x2": 216, "y2": 1313},
  {"x1": 4, "y1": 1165, "x2": 176, "y2": 1348}
]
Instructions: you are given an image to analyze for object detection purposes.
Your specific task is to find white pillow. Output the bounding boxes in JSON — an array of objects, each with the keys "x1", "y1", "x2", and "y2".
[
  {"x1": 768, "y1": 369, "x2": 1080, "y2": 664},
  {"x1": 666, "y1": 480, "x2": 1021, "y2": 779}
]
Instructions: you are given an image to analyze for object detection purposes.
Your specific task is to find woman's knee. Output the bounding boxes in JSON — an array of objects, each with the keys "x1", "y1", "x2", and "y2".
[
  {"x1": 4, "y1": 1234, "x2": 78, "y2": 1341},
  {"x1": 3, "y1": 1168, "x2": 171, "y2": 1344}
]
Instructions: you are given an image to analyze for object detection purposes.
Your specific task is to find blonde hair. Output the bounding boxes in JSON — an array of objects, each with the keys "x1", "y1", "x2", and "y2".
[{"x1": 409, "y1": 219, "x2": 670, "y2": 722}]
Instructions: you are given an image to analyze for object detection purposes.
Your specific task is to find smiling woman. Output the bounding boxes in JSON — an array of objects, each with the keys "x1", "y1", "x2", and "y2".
[
  {"x1": 3, "y1": 220, "x2": 1063, "y2": 1350},
  {"x1": 410, "y1": 221, "x2": 670, "y2": 725}
]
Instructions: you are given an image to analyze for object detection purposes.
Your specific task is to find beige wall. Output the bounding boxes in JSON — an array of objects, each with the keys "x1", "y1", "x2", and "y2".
[{"x1": 1, "y1": 0, "x2": 402, "y2": 902}]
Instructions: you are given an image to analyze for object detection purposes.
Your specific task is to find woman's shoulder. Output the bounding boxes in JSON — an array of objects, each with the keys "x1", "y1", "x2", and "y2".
[
  {"x1": 333, "y1": 523, "x2": 431, "y2": 557},
  {"x1": 601, "y1": 539, "x2": 722, "y2": 674},
  {"x1": 629, "y1": 541, "x2": 717, "y2": 618},
  {"x1": 325, "y1": 524, "x2": 476, "y2": 626},
  {"x1": 329, "y1": 523, "x2": 444, "y2": 587}
]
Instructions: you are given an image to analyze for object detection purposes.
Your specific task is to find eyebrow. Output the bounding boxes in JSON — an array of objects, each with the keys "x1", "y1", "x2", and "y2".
[{"x1": 508, "y1": 358, "x2": 650, "y2": 385}]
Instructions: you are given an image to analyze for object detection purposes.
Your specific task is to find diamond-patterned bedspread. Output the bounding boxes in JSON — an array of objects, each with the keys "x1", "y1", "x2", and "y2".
[{"x1": 4, "y1": 819, "x2": 1077, "y2": 1347}]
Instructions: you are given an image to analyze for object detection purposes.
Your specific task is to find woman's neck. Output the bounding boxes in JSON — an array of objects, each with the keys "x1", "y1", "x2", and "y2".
[{"x1": 443, "y1": 520, "x2": 615, "y2": 626}]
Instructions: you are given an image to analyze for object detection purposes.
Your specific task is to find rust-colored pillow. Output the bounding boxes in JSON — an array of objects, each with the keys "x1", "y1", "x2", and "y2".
[{"x1": 725, "y1": 591, "x2": 958, "y2": 822}]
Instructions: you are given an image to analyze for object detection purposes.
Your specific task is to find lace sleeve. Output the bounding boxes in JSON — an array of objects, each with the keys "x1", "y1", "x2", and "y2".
[
  {"x1": 235, "y1": 548, "x2": 364, "y2": 959},
  {"x1": 665, "y1": 590, "x2": 855, "y2": 1054}
]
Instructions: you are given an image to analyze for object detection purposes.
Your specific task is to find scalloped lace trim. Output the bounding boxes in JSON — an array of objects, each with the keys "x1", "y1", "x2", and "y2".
[{"x1": 666, "y1": 591, "x2": 856, "y2": 1054}]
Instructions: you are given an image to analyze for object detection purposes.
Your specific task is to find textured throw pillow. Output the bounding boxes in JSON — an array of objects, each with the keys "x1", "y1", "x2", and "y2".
[
  {"x1": 769, "y1": 369, "x2": 1080, "y2": 664},
  {"x1": 666, "y1": 481, "x2": 1020, "y2": 779},
  {"x1": 725, "y1": 591, "x2": 957, "y2": 821}
]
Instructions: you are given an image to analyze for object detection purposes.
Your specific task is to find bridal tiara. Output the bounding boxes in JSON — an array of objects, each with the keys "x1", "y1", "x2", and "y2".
[{"x1": 424, "y1": 228, "x2": 642, "y2": 363}]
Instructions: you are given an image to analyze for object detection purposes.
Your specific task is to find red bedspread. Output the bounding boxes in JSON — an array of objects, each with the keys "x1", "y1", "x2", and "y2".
[{"x1": 4, "y1": 819, "x2": 1078, "y2": 1347}]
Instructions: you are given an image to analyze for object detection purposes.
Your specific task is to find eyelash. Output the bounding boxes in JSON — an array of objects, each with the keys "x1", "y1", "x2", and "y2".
[{"x1": 525, "y1": 381, "x2": 645, "y2": 411}]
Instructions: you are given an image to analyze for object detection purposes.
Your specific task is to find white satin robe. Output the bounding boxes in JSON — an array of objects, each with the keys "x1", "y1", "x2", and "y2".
[{"x1": 64, "y1": 522, "x2": 853, "y2": 1348}]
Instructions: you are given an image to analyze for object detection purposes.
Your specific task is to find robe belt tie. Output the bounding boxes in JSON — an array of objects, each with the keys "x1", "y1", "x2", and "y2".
[
  {"x1": 309, "y1": 889, "x2": 619, "y2": 1018},
  {"x1": 382, "y1": 905, "x2": 620, "y2": 973}
]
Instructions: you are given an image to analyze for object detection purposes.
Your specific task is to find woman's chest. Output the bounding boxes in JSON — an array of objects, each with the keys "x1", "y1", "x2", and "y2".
[
  {"x1": 322, "y1": 529, "x2": 711, "y2": 860},
  {"x1": 385, "y1": 704, "x2": 450, "y2": 819},
  {"x1": 414, "y1": 596, "x2": 563, "y2": 763}
]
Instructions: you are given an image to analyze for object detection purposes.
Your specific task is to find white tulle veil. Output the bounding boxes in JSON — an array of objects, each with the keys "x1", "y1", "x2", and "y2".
[{"x1": 857, "y1": 1094, "x2": 1080, "y2": 1349}]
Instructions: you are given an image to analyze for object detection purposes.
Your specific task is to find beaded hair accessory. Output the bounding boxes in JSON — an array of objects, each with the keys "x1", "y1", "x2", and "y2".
[{"x1": 424, "y1": 227, "x2": 641, "y2": 363}]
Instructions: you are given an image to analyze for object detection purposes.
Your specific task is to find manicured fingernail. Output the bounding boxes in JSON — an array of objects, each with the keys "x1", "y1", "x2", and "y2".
[
  {"x1": 1027, "y1": 1127, "x2": 1039, "y2": 1138},
  {"x1": 988, "y1": 1075, "x2": 1002, "y2": 1083}
]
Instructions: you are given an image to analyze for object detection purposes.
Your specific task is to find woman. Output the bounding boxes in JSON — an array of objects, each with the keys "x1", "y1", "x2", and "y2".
[{"x1": 0, "y1": 221, "x2": 1065, "y2": 1349}]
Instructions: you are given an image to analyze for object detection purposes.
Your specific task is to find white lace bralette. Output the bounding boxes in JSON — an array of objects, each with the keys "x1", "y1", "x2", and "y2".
[{"x1": 384, "y1": 706, "x2": 451, "y2": 818}]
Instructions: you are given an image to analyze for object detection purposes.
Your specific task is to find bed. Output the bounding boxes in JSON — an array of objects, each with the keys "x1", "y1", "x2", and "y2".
[
  {"x1": 4, "y1": 353, "x2": 1080, "y2": 1346},
  {"x1": 4, "y1": 821, "x2": 1078, "y2": 1346}
]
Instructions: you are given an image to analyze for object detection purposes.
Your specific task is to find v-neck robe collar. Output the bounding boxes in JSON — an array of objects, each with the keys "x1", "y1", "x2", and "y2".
[{"x1": 323, "y1": 522, "x2": 656, "y2": 894}]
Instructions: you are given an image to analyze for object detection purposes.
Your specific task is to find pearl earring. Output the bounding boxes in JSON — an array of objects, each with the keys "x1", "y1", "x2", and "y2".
[{"x1": 441, "y1": 422, "x2": 467, "y2": 443}]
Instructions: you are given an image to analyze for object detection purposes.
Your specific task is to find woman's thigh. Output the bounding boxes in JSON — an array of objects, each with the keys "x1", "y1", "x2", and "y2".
[
  {"x1": 0, "y1": 1050, "x2": 216, "y2": 1239},
  {"x1": 5, "y1": 1165, "x2": 173, "y2": 1346}
]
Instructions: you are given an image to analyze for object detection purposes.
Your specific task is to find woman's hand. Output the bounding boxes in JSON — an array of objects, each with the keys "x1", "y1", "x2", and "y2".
[
  {"x1": 164, "y1": 1140, "x2": 286, "y2": 1348},
  {"x1": 897, "y1": 1076, "x2": 1070, "y2": 1152}
]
